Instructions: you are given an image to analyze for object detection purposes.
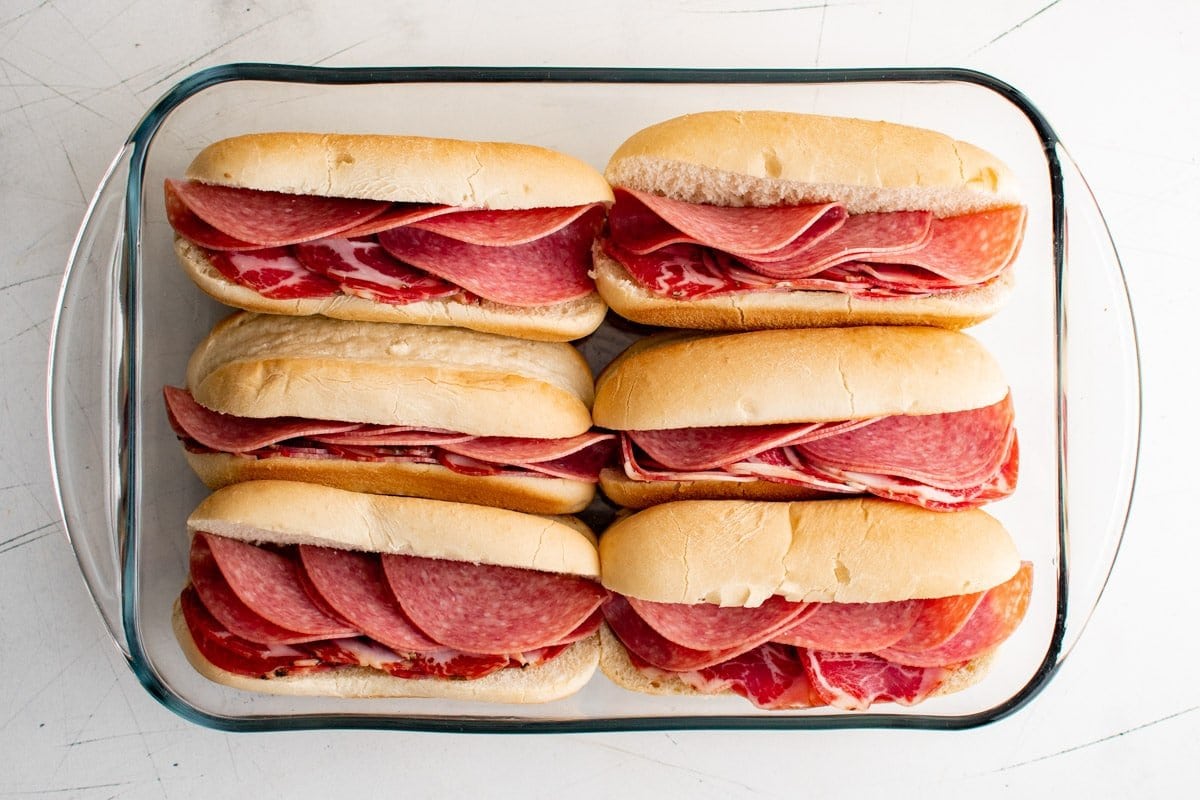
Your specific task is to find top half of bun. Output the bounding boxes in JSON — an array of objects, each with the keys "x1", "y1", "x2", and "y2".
[
  {"x1": 185, "y1": 131, "x2": 614, "y2": 209},
  {"x1": 186, "y1": 312, "x2": 595, "y2": 438},
  {"x1": 605, "y1": 111, "x2": 1020, "y2": 217},
  {"x1": 189, "y1": 480, "x2": 600, "y2": 578},
  {"x1": 599, "y1": 498, "x2": 1019, "y2": 606},
  {"x1": 592, "y1": 326, "x2": 1007, "y2": 430}
]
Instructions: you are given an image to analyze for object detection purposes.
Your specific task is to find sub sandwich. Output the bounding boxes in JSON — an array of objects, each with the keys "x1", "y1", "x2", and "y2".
[
  {"x1": 166, "y1": 131, "x2": 613, "y2": 341},
  {"x1": 595, "y1": 110, "x2": 1026, "y2": 329},
  {"x1": 592, "y1": 326, "x2": 1017, "y2": 511},
  {"x1": 164, "y1": 312, "x2": 614, "y2": 515},
  {"x1": 175, "y1": 481, "x2": 606, "y2": 702},
  {"x1": 598, "y1": 499, "x2": 1033, "y2": 710}
]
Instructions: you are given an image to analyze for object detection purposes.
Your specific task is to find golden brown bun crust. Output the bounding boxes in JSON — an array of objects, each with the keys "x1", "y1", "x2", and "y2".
[
  {"x1": 599, "y1": 467, "x2": 830, "y2": 509},
  {"x1": 186, "y1": 312, "x2": 594, "y2": 438},
  {"x1": 188, "y1": 481, "x2": 599, "y2": 578},
  {"x1": 186, "y1": 131, "x2": 614, "y2": 209},
  {"x1": 606, "y1": 111, "x2": 1019, "y2": 216},
  {"x1": 592, "y1": 326, "x2": 1007, "y2": 430},
  {"x1": 598, "y1": 624, "x2": 991, "y2": 703},
  {"x1": 176, "y1": 239, "x2": 607, "y2": 342},
  {"x1": 593, "y1": 247, "x2": 1013, "y2": 332},
  {"x1": 175, "y1": 601, "x2": 598, "y2": 703},
  {"x1": 185, "y1": 451, "x2": 596, "y2": 515},
  {"x1": 599, "y1": 498, "x2": 1019, "y2": 605}
]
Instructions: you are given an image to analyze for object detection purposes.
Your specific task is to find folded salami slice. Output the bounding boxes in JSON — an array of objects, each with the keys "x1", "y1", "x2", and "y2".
[
  {"x1": 875, "y1": 562, "x2": 1033, "y2": 667},
  {"x1": 603, "y1": 595, "x2": 747, "y2": 671},
  {"x1": 626, "y1": 595, "x2": 812, "y2": 651},
  {"x1": 180, "y1": 587, "x2": 321, "y2": 678},
  {"x1": 298, "y1": 545, "x2": 441, "y2": 653},
  {"x1": 164, "y1": 386, "x2": 362, "y2": 453},
  {"x1": 377, "y1": 205, "x2": 604, "y2": 306},
  {"x1": 771, "y1": 600, "x2": 923, "y2": 652},
  {"x1": 167, "y1": 180, "x2": 389, "y2": 247},
  {"x1": 382, "y1": 554, "x2": 608, "y2": 655},
  {"x1": 410, "y1": 204, "x2": 603, "y2": 246},
  {"x1": 739, "y1": 211, "x2": 934, "y2": 278},
  {"x1": 626, "y1": 420, "x2": 875, "y2": 472},
  {"x1": 887, "y1": 592, "x2": 985, "y2": 652},
  {"x1": 199, "y1": 533, "x2": 358, "y2": 638},
  {"x1": 190, "y1": 534, "x2": 330, "y2": 645}
]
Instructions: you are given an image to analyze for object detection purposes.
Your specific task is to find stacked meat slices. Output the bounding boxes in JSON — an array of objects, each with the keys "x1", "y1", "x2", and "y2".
[
  {"x1": 183, "y1": 532, "x2": 608, "y2": 680},
  {"x1": 166, "y1": 179, "x2": 605, "y2": 306},
  {"x1": 603, "y1": 563, "x2": 1032, "y2": 710}
]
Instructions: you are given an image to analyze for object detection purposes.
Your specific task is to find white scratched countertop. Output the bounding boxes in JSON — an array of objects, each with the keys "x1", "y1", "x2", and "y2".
[{"x1": 1, "y1": 1, "x2": 1195, "y2": 796}]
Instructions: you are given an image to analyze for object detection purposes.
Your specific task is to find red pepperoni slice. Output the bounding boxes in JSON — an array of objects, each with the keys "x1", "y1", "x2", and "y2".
[
  {"x1": 381, "y1": 555, "x2": 607, "y2": 654},
  {"x1": 740, "y1": 211, "x2": 934, "y2": 278},
  {"x1": 771, "y1": 600, "x2": 923, "y2": 651},
  {"x1": 206, "y1": 247, "x2": 340, "y2": 300},
  {"x1": 804, "y1": 650, "x2": 950, "y2": 710},
  {"x1": 626, "y1": 595, "x2": 811, "y2": 651},
  {"x1": 411, "y1": 204, "x2": 603, "y2": 246},
  {"x1": 200, "y1": 533, "x2": 357, "y2": 637},
  {"x1": 611, "y1": 188, "x2": 844, "y2": 257},
  {"x1": 888, "y1": 592, "x2": 986, "y2": 652},
  {"x1": 180, "y1": 587, "x2": 322, "y2": 678},
  {"x1": 164, "y1": 386, "x2": 362, "y2": 452},
  {"x1": 867, "y1": 207, "x2": 1026, "y2": 283},
  {"x1": 799, "y1": 394, "x2": 1015, "y2": 490},
  {"x1": 294, "y1": 238, "x2": 462, "y2": 304},
  {"x1": 298, "y1": 546, "x2": 441, "y2": 653},
  {"x1": 189, "y1": 534, "x2": 328, "y2": 644},
  {"x1": 602, "y1": 595, "x2": 747, "y2": 671},
  {"x1": 377, "y1": 206, "x2": 602, "y2": 306},
  {"x1": 693, "y1": 644, "x2": 818, "y2": 709},
  {"x1": 167, "y1": 180, "x2": 389, "y2": 247},
  {"x1": 876, "y1": 561, "x2": 1033, "y2": 667}
]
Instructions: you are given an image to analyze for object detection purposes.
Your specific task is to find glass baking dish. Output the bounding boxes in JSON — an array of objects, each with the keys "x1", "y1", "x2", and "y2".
[{"x1": 47, "y1": 65, "x2": 1140, "y2": 732}]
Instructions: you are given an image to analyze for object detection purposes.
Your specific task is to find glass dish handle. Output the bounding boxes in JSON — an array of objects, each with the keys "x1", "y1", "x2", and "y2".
[
  {"x1": 1057, "y1": 143, "x2": 1141, "y2": 662},
  {"x1": 47, "y1": 145, "x2": 134, "y2": 658}
]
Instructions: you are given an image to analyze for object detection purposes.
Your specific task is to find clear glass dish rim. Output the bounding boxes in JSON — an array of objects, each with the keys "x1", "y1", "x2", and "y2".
[{"x1": 104, "y1": 63, "x2": 1126, "y2": 733}]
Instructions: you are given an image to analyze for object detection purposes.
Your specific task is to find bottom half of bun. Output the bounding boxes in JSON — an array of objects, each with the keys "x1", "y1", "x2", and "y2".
[
  {"x1": 598, "y1": 625, "x2": 992, "y2": 705},
  {"x1": 177, "y1": 238, "x2": 608, "y2": 342},
  {"x1": 186, "y1": 451, "x2": 597, "y2": 515},
  {"x1": 599, "y1": 467, "x2": 831, "y2": 509},
  {"x1": 173, "y1": 602, "x2": 599, "y2": 704},
  {"x1": 592, "y1": 248, "x2": 1013, "y2": 331}
]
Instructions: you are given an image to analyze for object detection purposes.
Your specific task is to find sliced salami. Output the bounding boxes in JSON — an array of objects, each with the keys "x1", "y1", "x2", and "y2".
[
  {"x1": 876, "y1": 561, "x2": 1033, "y2": 667},
  {"x1": 294, "y1": 237, "x2": 462, "y2": 304},
  {"x1": 336, "y1": 204, "x2": 457, "y2": 238},
  {"x1": 739, "y1": 211, "x2": 933, "y2": 278},
  {"x1": 190, "y1": 534, "x2": 328, "y2": 645},
  {"x1": 626, "y1": 595, "x2": 811, "y2": 651},
  {"x1": 306, "y1": 639, "x2": 510, "y2": 681},
  {"x1": 381, "y1": 555, "x2": 607, "y2": 654},
  {"x1": 167, "y1": 180, "x2": 389, "y2": 247},
  {"x1": 626, "y1": 420, "x2": 875, "y2": 472},
  {"x1": 771, "y1": 600, "x2": 922, "y2": 651},
  {"x1": 867, "y1": 206, "x2": 1027, "y2": 283},
  {"x1": 205, "y1": 247, "x2": 340, "y2": 300},
  {"x1": 803, "y1": 650, "x2": 950, "y2": 710},
  {"x1": 439, "y1": 432, "x2": 615, "y2": 465},
  {"x1": 180, "y1": 587, "x2": 323, "y2": 678},
  {"x1": 298, "y1": 546, "x2": 441, "y2": 653},
  {"x1": 165, "y1": 180, "x2": 259, "y2": 251},
  {"x1": 799, "y1": 394, "x2": 1015, "y2": 489},
  {"x1": 164, "y1": 386, "x2": 362, "y2": 452},
  {"x1": 610, "y1": 188, "x2": 844, "y2": 257},
  {"x1": 377, "y1": 206, "x2": 603, "y2": 306},
  {"x1": 602, "y1": 595, "x2": 748, "y2": 671},
  {"x1": 888, "y1": 592, "x2": 986, "y2": 652},
  {"x1": 308, "y1": 427, "x2": 474, "y2": 447},
  {"x1": 410, "y1": 204, "x2": 603, "y2": 246},
  {"x1": 199, "y1": 533, "x2": 357, "y2": 637}
]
